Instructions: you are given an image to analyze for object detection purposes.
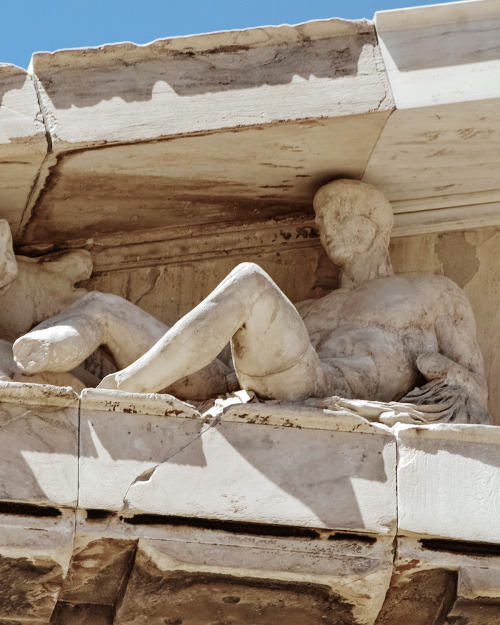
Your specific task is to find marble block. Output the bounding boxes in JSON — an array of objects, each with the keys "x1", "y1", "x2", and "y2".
[
  {"x1": 79, "y1": 390, "x2": 397, "y2": 535},
  {"x1": 0, "y1": 509, "x2": 75, "y2": 622},
  {"x1": 113, "y1": 532, "x2": 394, "y2": 625},
  {"x1": 375, "y1": 0, "x2": 500, "y2": 108},
  {"x1": 29, "y1": 19, "x2": 392, "y2": 152},
  {"x1": 0, "y1": 64, "x2": 47, "y2": 235},
  {"x1": 0, "y1": 382, "x2": 79, "y2": 508},
  {"x1": 396, "y1": 423, "x2": 500, "y2": 543}
]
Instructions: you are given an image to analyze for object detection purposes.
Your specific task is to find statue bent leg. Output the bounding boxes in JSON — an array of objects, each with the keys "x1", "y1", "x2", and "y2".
[
  {"x1": 96, "y1": 262, "x2": 327, "y2": 400},
  {"x1": 13, "y1": 263, "x2": 326, "y2": 400}
]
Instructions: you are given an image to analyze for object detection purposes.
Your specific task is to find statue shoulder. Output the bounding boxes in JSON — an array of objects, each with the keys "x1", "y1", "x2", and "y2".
[
  {"x1": 412, "y1": 273, "x2": 475, "y2": 319},
  {"x1": 412, "y1": 273, "x2": 468, "y2": 296}
]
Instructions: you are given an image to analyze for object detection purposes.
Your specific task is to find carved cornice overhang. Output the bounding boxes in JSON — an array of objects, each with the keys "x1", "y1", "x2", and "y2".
[{"x1": 2, "y1": 0, "x2": 500, "y2": 256}]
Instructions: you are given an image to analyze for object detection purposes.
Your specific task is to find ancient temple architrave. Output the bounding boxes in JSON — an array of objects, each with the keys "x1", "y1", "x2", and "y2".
[{"x1": 1, "y1": 0, "x2": 500, "y2": 622}]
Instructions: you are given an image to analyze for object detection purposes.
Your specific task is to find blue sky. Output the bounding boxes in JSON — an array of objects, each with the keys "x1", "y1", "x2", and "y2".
[{"x1": 3, "y1": 0, "x2": 459, "y2": 69}]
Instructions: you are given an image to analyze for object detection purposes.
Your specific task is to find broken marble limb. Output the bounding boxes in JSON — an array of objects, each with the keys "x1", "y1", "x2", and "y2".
[
  {"x1": 13, "y1": 290, "x2": 233, "y2": 400},
  {"x1": 0, "y1": 247, "x2": 93, "y2": 343},
  {"x1": 304, "y1": 388, "x2": 490, "y2": 427},
  {"x1": 303, "y1": 395, "x2": 439, "y2": 426},
  {"x1": 0, "y1": 338, "x2": 87, "y2": 392}
]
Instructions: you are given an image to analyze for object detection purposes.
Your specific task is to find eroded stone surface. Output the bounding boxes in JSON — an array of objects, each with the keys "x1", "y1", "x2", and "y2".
[
  {"x1": 0, "y1": 511, "x2": 75, "y2": 622},
  {"x1": 50, "y1": 603, "x2": 114, "y2": 625},
  {"x1": 374, "y1": 569, "x2": 457, "y2": 625},
  {"x1": 0, "y1": 554, "x2": 64, "y2": 621},
  {"x1": 396, "y1": 423, "x2": 500, "y2": 543},
  {"x1": 445, "y1": 598, "x2": 500, "y2": 624},
  {"x1": 79, "y1": 390, "x2": 396, "y2": 534},
  {"x1": 0, "y1": 390, "x2": 78, "y2": 507},
  {"x1": 69, "y1": 509, "x2": 394, "y2": 625},
  {"x1": 59, "y1": 537, "x2": 136, "y2": 606},
  {"x1": 0, "y1": 64, "x2": 47, "y2": 236},
  {"x1": 115, "y1": 549, "x2": 359, "y2": 625}
]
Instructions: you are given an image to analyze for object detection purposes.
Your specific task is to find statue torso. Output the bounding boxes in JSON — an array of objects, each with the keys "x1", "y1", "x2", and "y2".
[{"x1": 297, "y1": 275, "x2": 448, "y2": 401}]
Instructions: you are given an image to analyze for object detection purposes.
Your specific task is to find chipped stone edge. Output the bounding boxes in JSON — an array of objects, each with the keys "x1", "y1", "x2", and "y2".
[
  {"x1": 80, "y1": 387, "x2": 202, "y2": 419},
  {"x1": 393, "y1": 421, "x2": 500, "y2": 444},
  {"x1": 222, "y1": 402, "x2": 393, "y2": 435},
  {"x1": 29, "y1": 17, "x2": 375, "y2": 72},
  {"x1": 0, "y1": 380, "x2": 78, "y2": 408}
]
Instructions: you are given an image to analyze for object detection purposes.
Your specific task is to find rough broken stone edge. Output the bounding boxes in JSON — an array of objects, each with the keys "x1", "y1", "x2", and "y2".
[{"x1": 28, "y1": 17, "x2": 375, "y2": 71}]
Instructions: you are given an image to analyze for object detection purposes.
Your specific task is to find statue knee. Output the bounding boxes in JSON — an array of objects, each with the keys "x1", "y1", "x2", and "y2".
[{"x1": 232, "y1": 262, "x2": 273, "y2": 291}]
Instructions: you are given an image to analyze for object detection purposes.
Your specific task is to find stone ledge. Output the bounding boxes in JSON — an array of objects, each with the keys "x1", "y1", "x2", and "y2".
[
  {"x1": 79, "y1": 389, "x2": 397, "y2": 534},
  {"x1": 1, "y1": 384, "x2": 499, "y2": 623}
]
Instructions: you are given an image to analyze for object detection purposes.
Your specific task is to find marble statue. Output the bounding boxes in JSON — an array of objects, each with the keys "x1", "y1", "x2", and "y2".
[
  {"x1": 12, "y1": 180, "x2": 490, "y2": 423},
  {"x1": 0, "y1": 220, "x2": 94, "y2": 391}
]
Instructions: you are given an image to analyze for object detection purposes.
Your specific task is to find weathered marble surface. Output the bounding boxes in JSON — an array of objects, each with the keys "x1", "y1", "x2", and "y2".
[
  {"x1": 0, "y1": 384, "x2": 78, "y2": 507},
  {"x1": 79, "y1": 389, "x2": 397, "y2": 534},
  {"x1": 29, "y1": 19, "x2": 391, "y2": 152},
  {"x1": 396, "y1": 422, "x2": 500, "y2": 543},
  {"x1": 0, "y1": 64, "x2": 47, "y2": 235},
  {"x1": 72, "y1": 509, "x2": 395, "y2": 625},
  {"x1": 19, "y1": 114, "x2": 391, "y2": 245},
  {"x1": 363, "y1": 99, "x2": 500, "y2": 233},
  {"x1": 0, "y1": 510, "x2": 75, "y2": 622},
  {"x1": 0, "y1": 393, "x2": 498, "y2": 622},
  {"x1": 375, "y1": 0, "x2": 500, "y2": 108}
]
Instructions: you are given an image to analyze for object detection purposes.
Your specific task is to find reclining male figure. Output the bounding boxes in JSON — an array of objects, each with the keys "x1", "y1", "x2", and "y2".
[{"x1": 13, "y1": 180, "x2": 489, "y2": 423}]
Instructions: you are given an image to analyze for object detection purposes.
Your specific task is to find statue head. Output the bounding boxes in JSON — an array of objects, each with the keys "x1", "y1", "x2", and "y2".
[
  {"x1": 313, "y1": 179, "x2": 394, "y2": 268},
  {"x1": 0, "y1": 220, "x2": 17, "y2": 289}
]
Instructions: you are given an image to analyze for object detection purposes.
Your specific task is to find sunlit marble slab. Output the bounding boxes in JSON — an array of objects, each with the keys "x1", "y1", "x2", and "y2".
[
  {"x1": 78, "y1": 389, "x2": 397, "y2": 535},
  {"x1": 375, "y1": 0, "x2": 500, "y2": 108},
  {"x1": 29, "y1": 19, "x2": 392, "y2": 152},
  {"x1": 0, "y1": 382, "x2": 79, "y2": 508},
  {"x1": 0, "y1": 64, "x2": 47, "y2": 234},
  {"x1": 396, "y1": 422, "x2": 500, "y2": 543}
]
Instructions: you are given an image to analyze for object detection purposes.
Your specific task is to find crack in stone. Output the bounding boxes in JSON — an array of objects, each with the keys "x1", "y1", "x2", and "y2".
[
  {"x1": 134, "y1": 267, "x2": 162, "y2": 307},
  {"x1": 122, "y1": 413, "x2": 222, "y2": 509}
]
